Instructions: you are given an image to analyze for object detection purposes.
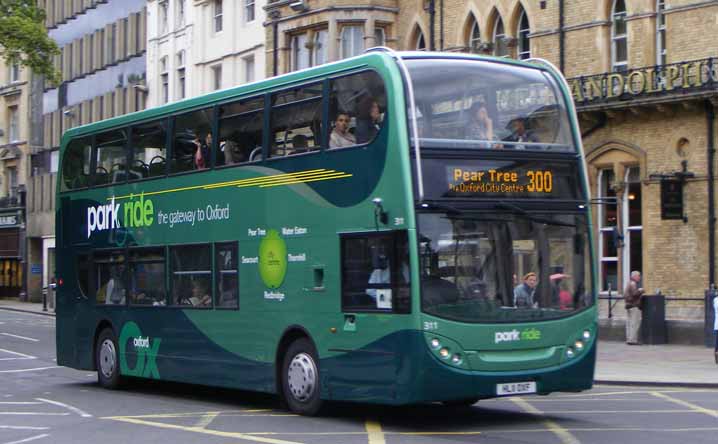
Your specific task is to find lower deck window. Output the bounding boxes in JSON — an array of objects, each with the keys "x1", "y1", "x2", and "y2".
[
  {"x1": 341, "y1": 231, "x2": 410, "y2": 313},
  {"x1": 170, "y1": 244, "x2": 211, "y2": 307},
  {"x1": 95, "y1": 251, "x2": 126, "y2": 305}
]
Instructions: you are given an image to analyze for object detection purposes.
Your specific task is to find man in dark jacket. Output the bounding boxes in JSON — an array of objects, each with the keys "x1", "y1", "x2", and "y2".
[{"x1": 624, "y1": 270, "x2": 644, "y2": 345}]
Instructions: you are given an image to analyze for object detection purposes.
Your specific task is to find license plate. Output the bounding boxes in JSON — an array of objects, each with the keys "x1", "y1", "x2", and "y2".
[{"x1": 496, "y1": 381, "x2": 536, "y2": 396}]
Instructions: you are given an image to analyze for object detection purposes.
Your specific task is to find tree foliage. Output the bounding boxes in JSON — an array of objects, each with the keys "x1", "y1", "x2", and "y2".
[{"x1": 0, "y1": 0, "x2": 60, "y2": 85}]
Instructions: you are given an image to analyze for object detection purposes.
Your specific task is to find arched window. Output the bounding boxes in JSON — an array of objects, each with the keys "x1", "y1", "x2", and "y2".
[
  {"x1": 611, "y1": 0, "x2": 627, "y2": 71},
  {"x1": 493, "y1": 16, "x2": 508, "y2": 57},
  {"x1": 656, "y1": 0, "x2": 666, "y2": 65},
  {"x1": 517, "y1": 8, "x2": 530, "y2": 60},
  {"x1": 468, "y1": 16, "x2": 481, "y2": 53},
  {"x1": 415, "y1": 29, "x2": 426, "y2": 51}
]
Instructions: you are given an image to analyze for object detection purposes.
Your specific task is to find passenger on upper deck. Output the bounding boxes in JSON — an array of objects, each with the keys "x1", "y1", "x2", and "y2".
[
  {"x1": 355, "y1": 97, "x2": 382, "y2": 144},
  {"x1": 329, "y1": 112, "x2": 356, "y2": 148},
  {"x1": 503, "y1": 117, "x2": 539, "y2": 147},
  {"x1": 465, "y1": 100, "x2": 497, "y2": 147},
  {"x1": 193, "y1": 131, "x2": 211, "y2": 169}
]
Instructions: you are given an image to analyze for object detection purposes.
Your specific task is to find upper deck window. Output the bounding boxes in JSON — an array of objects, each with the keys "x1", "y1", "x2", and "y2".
[
  {"x1": 172, "y1": 108, "x2": 214, "y2": 173},
  {"x1": 407, "y1": 59, "x2": 573, "y2": 152},
  {"x1": 328, "y1": 71, "x2": 387, "y2": 149},
  {"x1": 94, "y1": 129, "x2": 128, "y2": 185},
  {"x1": 218, "y1": 97, "x2": 264, "y2": 164},
  {"x1": 61, "y1": 137, "x2": 92, "y2": 191},
  {"x1": 270, "y1": 84, "x2": 322, "y2": 157}
]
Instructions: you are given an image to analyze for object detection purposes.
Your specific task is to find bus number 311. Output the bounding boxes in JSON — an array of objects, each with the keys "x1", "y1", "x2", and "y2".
[{"x1": 526, "y1": 171, "x2": 553, "y2": 193}]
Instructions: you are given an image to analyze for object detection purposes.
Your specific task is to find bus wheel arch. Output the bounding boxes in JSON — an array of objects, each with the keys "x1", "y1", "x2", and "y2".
[{"x1": 275, "y1": 327, "x2": 323, "y2": 415}]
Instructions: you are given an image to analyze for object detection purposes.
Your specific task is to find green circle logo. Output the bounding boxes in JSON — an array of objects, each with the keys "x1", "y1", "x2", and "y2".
[{"x1": 259, "y1": 229, "x2": 287, "y2": 289}]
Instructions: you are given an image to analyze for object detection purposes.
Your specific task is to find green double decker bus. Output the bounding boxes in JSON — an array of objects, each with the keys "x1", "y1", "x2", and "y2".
[{"x1": 56, "y1": 49, "x2": 597, "y2": 415}]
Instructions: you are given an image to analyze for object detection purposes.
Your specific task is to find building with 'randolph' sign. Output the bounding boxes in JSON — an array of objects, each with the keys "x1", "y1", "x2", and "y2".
[{"x1": 264, "y1": 0, "x2": 717, "y2": 331}]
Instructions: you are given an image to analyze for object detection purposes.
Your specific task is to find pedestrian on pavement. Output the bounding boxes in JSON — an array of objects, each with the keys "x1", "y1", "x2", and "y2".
[
  {"x1": 624, "y1": 270, "x2": 644, "y2": 345},
  {"x1": 713, "y1": 290, "x2": 718, "y2": 364}
]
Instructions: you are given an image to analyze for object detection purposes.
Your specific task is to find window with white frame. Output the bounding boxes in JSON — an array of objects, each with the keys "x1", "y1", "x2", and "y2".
[
  {"x1": 214, "y1": 0, "x2": 223, "y2": 33},
  {"x1": 212, "y1": 64, "x2": 222, "y2": 90},
  {"x1": 598, "y1": 169, "x2": 619, "y2": 293},
  {"x1": 611, "y1": 0, "x2": 628, "y2": 71},
  {"x1": 469, "y1": 17, "x2": 480, "y2": 53},
  {"x1": 8, "y1": 106, "x2": 19, "y2": 142},
  {"x1": 517, "y1": 9, "x2": 531, "y2": 60},
  {"x1": 159, "y1": 0, "x2": 169, "y2": 34},
  {"x1": 341, "y1": 25, "x2": 364, "y2": 58},
  {"x1": 177, "y1": 0, "x2": 186, "y2": 28},
  {"x1": 9, "y1": 64, "x2": 20, "y2": 83},
  {"x1": 623, "y1": 167, "x2": 643, "y2": 286},
  {"x1": 243, "y1": 55, "x2": 255, "y2": 83},
  {"x1": 493, "y1": 16, "x2": 508, "y2": 57},
  {"x1": 656, "y1": 0, "x2": 666, "y2": 66},
  {"x1": 291, "y1": 33, "x2": 309, "y2": 71},
  {"x1": 160, "y1": 56, "x2": 169, "y2": 104},
  {"x1": 245, "y1": 0, "x2": 255, "y2": 22},
  {"x1": 312, "y1": 30, "x2": 328, "y2": 66},
  {"x1": 176, "y1": 50, "x2": 186, "y2": 99}
]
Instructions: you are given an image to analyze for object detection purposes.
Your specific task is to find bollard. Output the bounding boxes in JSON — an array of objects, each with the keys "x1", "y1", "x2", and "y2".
[{"x1": 42, "y1": 287, "x2": 47, "y2": 312}]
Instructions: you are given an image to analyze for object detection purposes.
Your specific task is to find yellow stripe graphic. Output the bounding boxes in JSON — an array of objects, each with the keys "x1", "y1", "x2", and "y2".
[{"x1": 108, "y1": 168, "x2": 352, "y2": 201}]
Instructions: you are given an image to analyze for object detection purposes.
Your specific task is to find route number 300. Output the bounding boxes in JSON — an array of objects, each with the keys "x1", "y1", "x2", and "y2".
[{"x1": 526, "y1": 171, "x2": 553, "y2": 193}]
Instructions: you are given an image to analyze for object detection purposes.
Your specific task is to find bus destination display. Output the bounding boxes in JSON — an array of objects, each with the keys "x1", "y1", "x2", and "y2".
[
  {"x1": 450, "y1": 168, "x2": 554, "y2": 194},
  {"x1": 420, "y1": 158, "x2": 580, "y2": 200}
]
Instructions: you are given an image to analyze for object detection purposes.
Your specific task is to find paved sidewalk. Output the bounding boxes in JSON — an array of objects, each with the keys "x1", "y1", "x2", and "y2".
[{"x1": 1, "y1": 298, "x2": 716, "y2": 387}]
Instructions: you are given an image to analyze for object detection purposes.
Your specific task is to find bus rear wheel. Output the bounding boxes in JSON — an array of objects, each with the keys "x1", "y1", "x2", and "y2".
[
  {"x1": 96, "y1": 328, "x2": 122, "y2": 389},
  {"x1": 281, "y1": 338, "x2": 323, "y2": 416}
]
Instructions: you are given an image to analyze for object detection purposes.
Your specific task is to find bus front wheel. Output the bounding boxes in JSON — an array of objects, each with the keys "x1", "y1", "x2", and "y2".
[
  {"x1": 96, "y1": 328, "x2": 122, "y2": 389},
  {"x1": 281, "y1": 338, "x2": 323, "y2": 416}
]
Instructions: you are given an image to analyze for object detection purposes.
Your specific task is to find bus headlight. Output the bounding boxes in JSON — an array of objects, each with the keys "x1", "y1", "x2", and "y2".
[
  {"x1": 566, "y1": 347, "x2": 575, "y2": 358},
  {"x1": 582, "y1": 330, "x2": 591, "y2": 340},
  {"x1": 574, "y1": 340, "x2": 584, "y2": 351},
  {"x1": 451, "y1": 354, "x2": 462, "y2": 364},
  {"x1": 431, "y1": 338, "x2": 441, "y2": 349},
  {"x1": 439, "y1": 348, "x2": 450, "y2": 358}
]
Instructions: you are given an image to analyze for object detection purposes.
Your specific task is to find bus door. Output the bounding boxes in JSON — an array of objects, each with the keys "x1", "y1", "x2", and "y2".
[{"x1": 328, "y1": 231, "x2": 411, "y2": 401}]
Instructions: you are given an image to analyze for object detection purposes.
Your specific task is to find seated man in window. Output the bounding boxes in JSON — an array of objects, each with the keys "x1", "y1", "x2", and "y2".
[
  {"x1": 329, "y1": 112, "x2": 356, "y2": 148},
  {"x1": 502, "y1": 117, "x2": 539, "y2": 147}
]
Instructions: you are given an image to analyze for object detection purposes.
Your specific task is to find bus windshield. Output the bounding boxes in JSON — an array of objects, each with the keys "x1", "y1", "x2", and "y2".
[
  {"x1": 406, "y1": 58, "x2": 573, "y2": 151},
  {"x1": 418, "y1": 211, "x2": 593, "y2": 323}
]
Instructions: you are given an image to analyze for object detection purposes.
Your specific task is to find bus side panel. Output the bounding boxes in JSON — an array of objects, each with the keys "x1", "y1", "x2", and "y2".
[
  {"x1": 108, "y1": 310, "x2": 276, "y2": 393},
  {"x1": 323, "y1": 330, "x2": 422, "y2": 405}
]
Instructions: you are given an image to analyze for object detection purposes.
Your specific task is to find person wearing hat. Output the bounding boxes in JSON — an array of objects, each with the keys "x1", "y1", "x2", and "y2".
[
  {"x1": 514, "y1": 272, "x2": 538, "y2": 308},
  {"x1": 503, "y1": 117, "x2": 539, "y2": 147},
  {"x1": 713, "y1": 290, "x2": 718, "y2": 364}
]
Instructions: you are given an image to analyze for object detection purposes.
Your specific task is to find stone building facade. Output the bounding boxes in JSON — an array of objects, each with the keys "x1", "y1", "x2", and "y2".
[
  {"x1": 0, "y1": 60, "x2": 31, "y2": 298},
  {"x1": 146, "y1": 0, "x2": 266, "y2": 109},
  {"x1": 265, "y1": 0, "x2": 718, "y2": 322},
  {"x1": 21, "y1": 0, "x2": 149, "y2": 301}
]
